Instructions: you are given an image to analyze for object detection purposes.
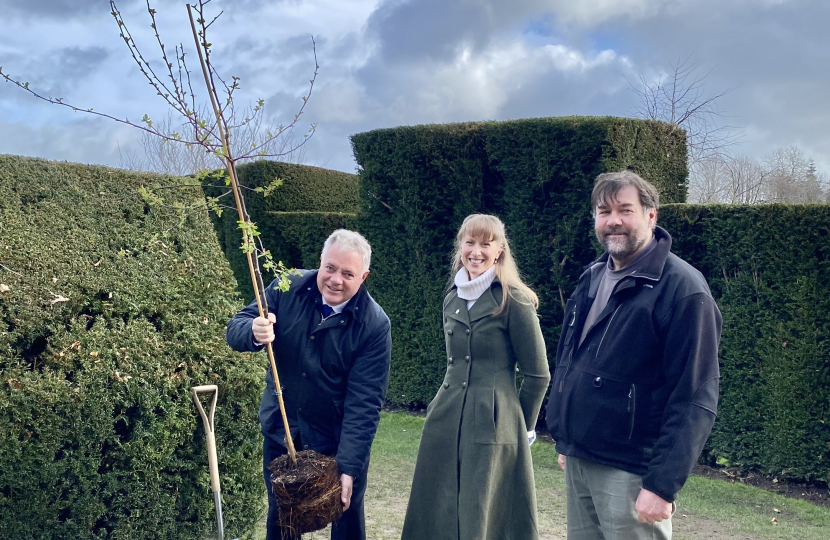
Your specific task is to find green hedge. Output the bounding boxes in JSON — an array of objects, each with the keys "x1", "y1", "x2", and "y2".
[
  {"x1": 660, "y1": 204, "x2": 830, "y2": 483},
  {"x1": 202, "y1": 160, "x2": 358, "y2": 301},
  {"x1": 0, "y1": 156, "x2": 262, "y2": 539},
  {"x1": 350, "y1": 117, "x2": 687, "y2": 406}
]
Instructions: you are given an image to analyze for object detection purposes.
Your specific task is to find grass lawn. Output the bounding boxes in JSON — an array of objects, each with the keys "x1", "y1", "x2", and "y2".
[{"x1": 254, "y1": 412, "x2": 830, "y2": 539}]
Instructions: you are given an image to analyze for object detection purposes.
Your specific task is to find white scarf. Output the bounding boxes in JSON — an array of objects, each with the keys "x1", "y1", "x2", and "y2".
[{"x1": 454, "y1": 265, "x2": 496, "y2": 308}]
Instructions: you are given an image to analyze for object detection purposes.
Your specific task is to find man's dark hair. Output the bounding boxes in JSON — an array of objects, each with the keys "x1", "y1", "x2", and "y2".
[{"x1": 592, "y1": 170, "x2": 660, "y2": 213}]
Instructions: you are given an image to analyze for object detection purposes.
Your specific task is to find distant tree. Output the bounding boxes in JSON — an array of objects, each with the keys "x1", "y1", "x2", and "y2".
[
  {"x1": 628, "y1": 56, "x2": 742, "y2": 195},
  {"x1": 122, "y1": 105, "x2": 307, "y2": 176},
  {"x1": 690, "y1": 154, "x2": 767, "y2": 205},
  {"x1": 689, "y1": 147, "x2": 828, "y2": 205},
  {"x1": 764, "y1": 147, "x2": 826, "y2": 204}
]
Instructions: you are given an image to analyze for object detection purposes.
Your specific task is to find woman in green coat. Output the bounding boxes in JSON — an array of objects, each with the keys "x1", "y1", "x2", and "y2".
[{"x1": 401, "y1": 214, "x2": 551, "y2": 540}]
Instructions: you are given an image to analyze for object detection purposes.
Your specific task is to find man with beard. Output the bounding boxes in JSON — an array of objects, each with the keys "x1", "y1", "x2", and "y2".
[{"x1": 545, "y1": 171, "x2": 722, "y2": 540}]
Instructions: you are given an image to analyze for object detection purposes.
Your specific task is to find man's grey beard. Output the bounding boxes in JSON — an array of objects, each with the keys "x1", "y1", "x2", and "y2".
[{"x1": 598, "y1": 229, "x2": 646, "y2": 261}]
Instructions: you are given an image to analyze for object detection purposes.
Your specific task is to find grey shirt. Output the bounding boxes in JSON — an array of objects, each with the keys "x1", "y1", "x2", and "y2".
[{"x1": 579, "y1": 238, "x2": 657, "y2": 346}]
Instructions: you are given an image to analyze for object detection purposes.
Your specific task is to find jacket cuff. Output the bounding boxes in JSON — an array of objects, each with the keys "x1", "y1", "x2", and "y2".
[
  {"x1": 335, "y1": 458, "x2": 362, "y2": 480},
  {"x1": 641, "y1": 480, "x2": 677, "y2": 503}
]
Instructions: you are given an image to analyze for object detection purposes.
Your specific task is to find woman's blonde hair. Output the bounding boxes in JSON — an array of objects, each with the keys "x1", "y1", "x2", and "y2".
[{"x1": 449, "y1": 214, "x2": 539, "y2": 315}]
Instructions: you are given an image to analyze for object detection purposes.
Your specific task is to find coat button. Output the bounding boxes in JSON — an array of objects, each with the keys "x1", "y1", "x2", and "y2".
[
  {"x1": 443, "y1": 382, "x2": 449, "y2": 388},
  {"x1": 340, "y1": 320, "x2": 346, "y2": 324},
  {"x1": 448, "y1": 357, "x2": 453, "y2": 364},
  {"x1": 447, "y1": 329, "x2": 453, "y2": 336},
  {"x1": 298, "y1": 407, "x2": 303, "y2": 413},
  {"x1": 301, "y1": 373, "x2": 307, "y2": 378},
  {"x1": 465, "y1": 329, "x2": 470, "y2": 335},
  {"x1": 310, "y1": 335, "x2": 315, "y2": 340},
  {"x1": 303, "y1": 445, "x2": 309, "y2": 450},
  {"x1": 464, "y1": 355, "x2": 470, "y2": 362},
  {"x1": 461, "y1": 382, "x2": 467, "y2": 388},
  {"x1": 593, "y1": 377, "x2": 602, "y2": 387}
]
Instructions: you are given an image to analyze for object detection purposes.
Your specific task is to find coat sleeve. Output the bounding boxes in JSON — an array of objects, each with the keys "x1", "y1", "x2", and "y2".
[
  {"x1": 508, "y1": 296, "x2": 551, "y2": 432},
  {"x1": 226, "y1": 280, "x2": 282, "y2": 352},
  {"x1": 335, "y1": 317, "x2": 392, "y2": 478},
  {"x1": 642, "y1": 292, "x2": 722, "y2": 502}
]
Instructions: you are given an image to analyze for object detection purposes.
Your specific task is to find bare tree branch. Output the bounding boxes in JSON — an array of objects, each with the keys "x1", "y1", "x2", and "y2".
[{"x1": 627, "y1": 55, "x2": 744, "y2": 196}]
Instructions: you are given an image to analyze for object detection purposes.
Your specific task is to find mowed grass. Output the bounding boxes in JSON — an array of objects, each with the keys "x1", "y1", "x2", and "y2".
[{"x1": 254, "y1": 412, "x2": 830, "y2": 539}]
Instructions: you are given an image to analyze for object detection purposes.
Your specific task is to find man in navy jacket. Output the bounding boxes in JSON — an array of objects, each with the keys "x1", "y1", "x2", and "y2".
[
  {"x1": 227, "y1": 229, "x2": 391, "y2": 540},
  {"x1": 546, "y1": 171, "x2": 722, "y2": 540}
]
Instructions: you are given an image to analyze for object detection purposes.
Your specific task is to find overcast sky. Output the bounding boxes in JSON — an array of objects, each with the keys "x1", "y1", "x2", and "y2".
[{"x1": 1, "y1": 0, "x2": 828, "y2": 176}]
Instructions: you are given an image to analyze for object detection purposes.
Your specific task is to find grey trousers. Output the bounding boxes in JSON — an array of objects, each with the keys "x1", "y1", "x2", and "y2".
[{"x1": 564, "y1": 456, "x2": 672, "y2": 540}]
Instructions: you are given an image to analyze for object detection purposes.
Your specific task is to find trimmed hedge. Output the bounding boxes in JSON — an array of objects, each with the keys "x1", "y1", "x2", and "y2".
[
  {"x1": 0, "y1": 155, "x2": 262, "y2": 539},
  {"x1": 350, "y1": 117, "x2": 687, "y2": 406},
  {"x1": 202, "y1": 160, "x2": 358, "y2": 301},
  {"x1": 661, "y1": 204, "x2": 830, "y2": 483}
]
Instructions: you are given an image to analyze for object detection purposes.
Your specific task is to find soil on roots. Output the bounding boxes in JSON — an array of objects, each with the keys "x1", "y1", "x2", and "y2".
[{"x1": 268, "y1": 449, "x2": 343, "y2": 539}]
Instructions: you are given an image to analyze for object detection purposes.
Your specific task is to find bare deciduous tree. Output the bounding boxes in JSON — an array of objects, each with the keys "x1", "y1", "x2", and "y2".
[
  {"x1": 628, "y1": 56, "x2": 742, "y2": 194},
  {"x1": 690, "y1": 155, "x2": 767, "y2": 204},
  {"x1": 688, "y1": 147, "x2": 827, "y2": 205},
  {"x1": 123, "y1": 104, "x2": 307, "y2": 175},
  {"x1": 764, "y1": 146, "x2": 827, "y2": 204}
]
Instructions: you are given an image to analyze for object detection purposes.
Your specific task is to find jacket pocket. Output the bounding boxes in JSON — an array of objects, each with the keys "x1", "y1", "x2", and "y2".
[
  {"x1": 557, "y1": 301, "x2": 577, "y2": 367},
  {"x1": 544, "y1": 373, "x2": 564, "y2": 439},
  {"x1": 568, "y1": 370, "x2": 634, "y2": 450},
  {"x1": 474, "y1": 386, "x2": 518, "y2": 445}
]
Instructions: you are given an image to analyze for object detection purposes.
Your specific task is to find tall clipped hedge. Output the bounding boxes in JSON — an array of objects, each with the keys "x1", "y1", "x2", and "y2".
[
  {"x1": 661, "y1": 204, "x2": 830, "y2": 483},
  {"x1": 202, "y1": 160, "x2": 358, "y2": 301},
  {"x1": 351, "y1": 117, "x2": 687, "y2": 406},
  {"x1": 0, "y1": 156, "x2": 262, "y2": 539}
]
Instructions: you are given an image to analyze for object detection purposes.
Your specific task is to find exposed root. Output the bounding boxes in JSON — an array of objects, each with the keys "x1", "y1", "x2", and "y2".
[{"x1": 268, "y1": 449, "x2": 343, "y2": 539}]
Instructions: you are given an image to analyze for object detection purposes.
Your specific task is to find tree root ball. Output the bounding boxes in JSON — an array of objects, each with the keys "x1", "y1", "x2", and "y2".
[{"x1": 268, "y1": 450, "x2": 343, "y2": 538}]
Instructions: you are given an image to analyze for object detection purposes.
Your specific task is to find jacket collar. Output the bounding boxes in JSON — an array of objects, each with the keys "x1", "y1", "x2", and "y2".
[
  {"x1": 583, "y1": 226, "x2": 673, "y2": 284},
  {"x1": 445, "y1": 281, "x2": 501, "y2": 326},
  {"x1": 295, "y1": 269, "x2": 368, "y2": 322}
]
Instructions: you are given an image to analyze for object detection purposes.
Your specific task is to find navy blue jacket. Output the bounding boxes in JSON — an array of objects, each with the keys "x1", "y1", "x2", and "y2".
[
  {"x1": 546, "y1": 227, "x2": 722, "y2": 502},
  {"x1": 226, "y1": 270, "x2": 391, "y2": 479}
]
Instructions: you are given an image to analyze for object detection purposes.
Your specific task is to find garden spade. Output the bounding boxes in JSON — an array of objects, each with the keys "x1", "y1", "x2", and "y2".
[{"x1": 191, "y1": 385, "x2": 238, "y2": 540}]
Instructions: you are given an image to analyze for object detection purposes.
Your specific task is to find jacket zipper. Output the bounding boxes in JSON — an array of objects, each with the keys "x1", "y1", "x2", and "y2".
[
  {"x1": 595, "y1": 305, "x2": 622, "y2": 358},
  {"x1": 559, "y1": 306, "x2": 577, "y2": 392},
  {"x1": 627, "y1": 384, "x2": 636, "y2": 439}
]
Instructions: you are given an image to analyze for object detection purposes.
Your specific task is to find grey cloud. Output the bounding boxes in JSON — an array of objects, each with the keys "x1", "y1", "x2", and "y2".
[
  {"x1": 2, "y1": 0, "x2": 139, "y2": 20},
  {"x1": 0, "y1": 115, "x2": 133, "y2": 167},
  {"x1": 497, "y1": 65, "x2": 634, "y2": 121},
  {"x1": 0, "y1": 46, "x2": 110, "y2": 106},
  {"x1": 597, "y1": 0, "x2": 829, "y2": 163},
  {"x1": 55, "y1": 46, "x2": 110, "y2": 80},
  {"x1": 366, "y1": 0, "x2": 535, "y2": 64}
]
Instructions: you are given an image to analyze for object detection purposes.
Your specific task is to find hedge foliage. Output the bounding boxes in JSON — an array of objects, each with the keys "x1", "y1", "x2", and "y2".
[
  {"x1": 350, "y1": 117, "x2": 687, "y2": 406},
  {"x1": 202, "y1": 160, "x2": 358, "y2": 301},
  {"x1": 660, "y1": 204, "x2": 830, "y2": 483},
  {"x1": 0, "y1": 155, "x2": 263, "y2": 539}
]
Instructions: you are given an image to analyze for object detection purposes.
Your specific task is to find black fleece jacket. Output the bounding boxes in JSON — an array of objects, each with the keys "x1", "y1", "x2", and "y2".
[{"x1": 546, "y1": 227, "x2": 722, "y2": 502}]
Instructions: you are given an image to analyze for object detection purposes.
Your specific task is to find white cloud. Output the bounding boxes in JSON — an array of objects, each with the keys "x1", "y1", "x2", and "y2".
[
  {"x1": 542, "y1": 0, "x2": 671, "y2": 27},
  {"x1": 542, "y1": 45, "x2": 617, "y2": 71}
]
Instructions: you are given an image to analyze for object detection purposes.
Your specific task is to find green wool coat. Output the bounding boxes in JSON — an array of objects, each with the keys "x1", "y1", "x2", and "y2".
[{"x1": 401, "y1": 283, "x2": 551, "y2": 540}]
